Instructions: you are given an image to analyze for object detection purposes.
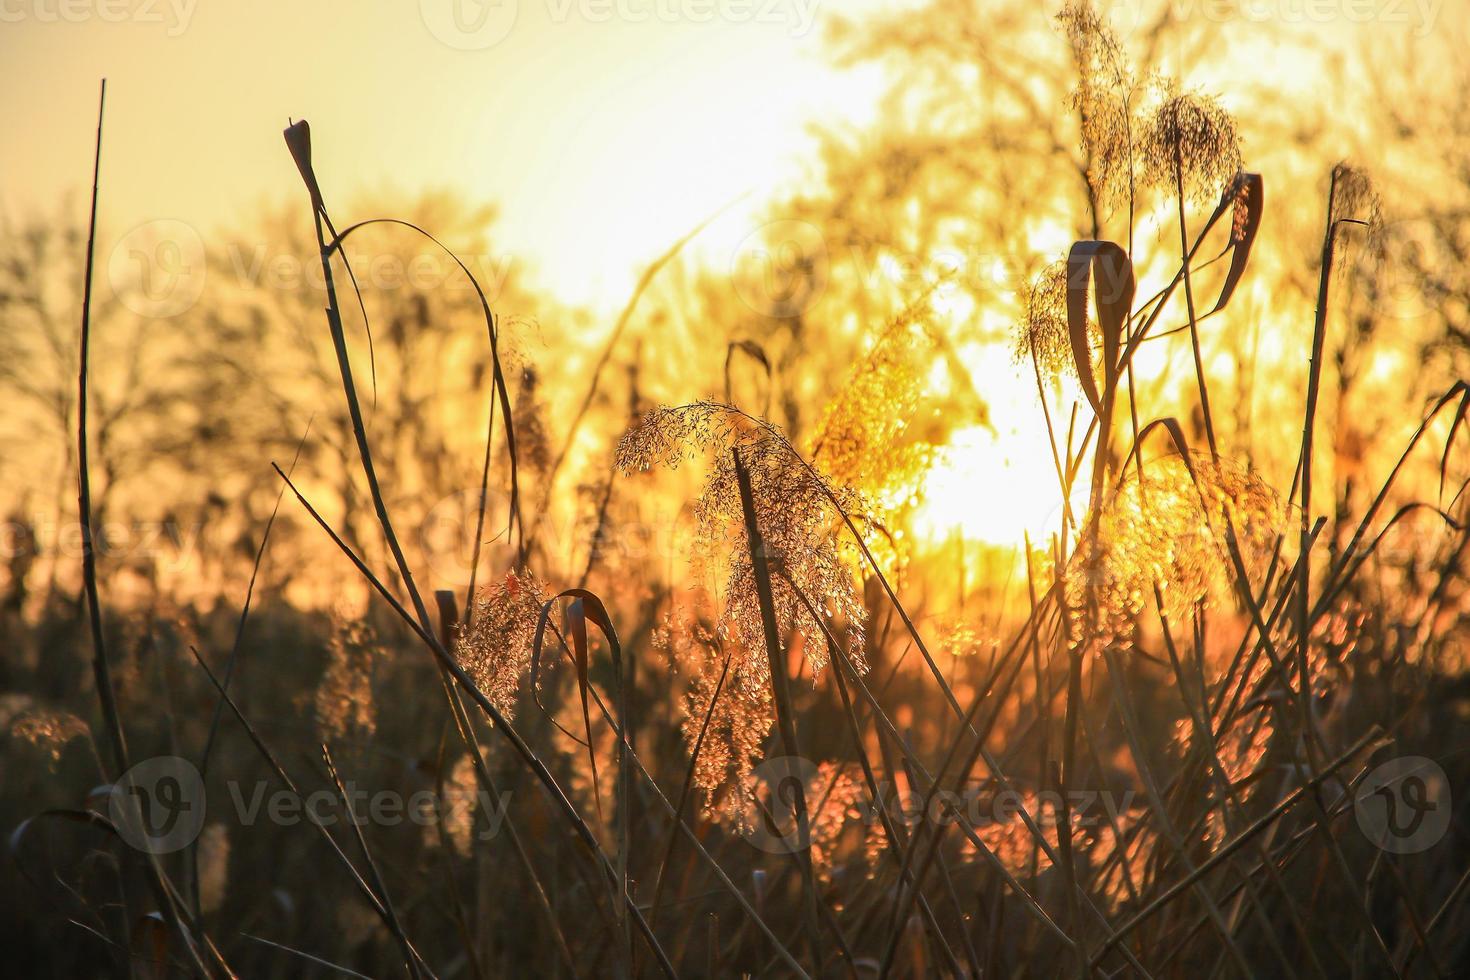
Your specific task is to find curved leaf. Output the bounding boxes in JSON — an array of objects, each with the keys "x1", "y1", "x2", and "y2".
[
  {"x1": 1206, "y1": 171, "x2": 1264, "y2": 315},
  {"x1": 1066, "y1": 240, "x2": 1136, "y2": 413},
  {"x1": 531, "y1": 589, "x2": 625, "y2": 826},
  {"x1": 724, "y1": 339, "x2": 773, "y2": 414},
  {"x1": 1120, "y1": 416, "x2": 1196, "y2": 483}
]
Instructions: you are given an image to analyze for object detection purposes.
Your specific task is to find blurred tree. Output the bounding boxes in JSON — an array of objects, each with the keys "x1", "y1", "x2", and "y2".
[
  {"x1": 195, "y1": 190, "x2": 558, "y2": 599},
  {"x1": 0, "y1": 192, "x2": 561, "y2": 608}
]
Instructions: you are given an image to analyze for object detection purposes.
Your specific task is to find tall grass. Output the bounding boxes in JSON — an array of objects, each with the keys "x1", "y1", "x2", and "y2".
[{"x1": 7, "y1": 9, "x2": 1470, "y2": 978}]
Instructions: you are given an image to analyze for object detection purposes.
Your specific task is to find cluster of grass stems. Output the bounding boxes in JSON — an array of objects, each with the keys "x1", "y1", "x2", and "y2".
[{"x1": 20, "y1": 56, "x2": 1470, "y2": 978}]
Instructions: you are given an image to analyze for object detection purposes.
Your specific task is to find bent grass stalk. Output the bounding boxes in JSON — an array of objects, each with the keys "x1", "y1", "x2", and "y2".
[
  {"x1": 282, "y1": 121, "x2": 675, "y2": 978},
  {"x1": 36, "y1": 20, "x2": 1470, "y2": 970}
]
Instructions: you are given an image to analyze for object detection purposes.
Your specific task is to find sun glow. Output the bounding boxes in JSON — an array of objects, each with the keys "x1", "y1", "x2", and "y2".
[
  {"x1": 913, "y1": 346, "x2": 1091, "y2": 552},
  {"x1": 916, "y1": 425, "x2": 1076, "y2": 550}
]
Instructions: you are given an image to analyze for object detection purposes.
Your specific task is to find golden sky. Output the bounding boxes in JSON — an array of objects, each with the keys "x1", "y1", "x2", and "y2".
[
  {"x1": 4, "y1": 0, "x2": 1455, "y2": 552},
  {"x1": 0, "y1": 0, "x2": 1461, "y2": 608},
  {"x1": 4, "y1": 1, "x2": 1454, "y2": 314},
  {"x1": 1, "y1": 0, "x2": 887, "y2": 311}
]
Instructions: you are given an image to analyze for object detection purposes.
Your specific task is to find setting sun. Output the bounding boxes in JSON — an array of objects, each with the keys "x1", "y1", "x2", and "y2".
[
  {"x1": 5, "y1": 2, "x2": 1468, "y2": 976},
  {"x1": 916, "y1": 422, "x2": 1085, "y2": 550}
]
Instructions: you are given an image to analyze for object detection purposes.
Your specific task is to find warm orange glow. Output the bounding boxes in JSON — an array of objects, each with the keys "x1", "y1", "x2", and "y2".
[
  {"x1": 6, "y1": 4, "x2": 1467, "y2": 973},
  {"x1": 916, "y1": 423, "x2": 1077, "y2": 549}
]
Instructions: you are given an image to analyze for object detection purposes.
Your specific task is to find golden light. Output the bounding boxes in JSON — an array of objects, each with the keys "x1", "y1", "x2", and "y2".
[
  {"x1": 913, "y1": 342, "x2": 1091, "y2": 552},
  {"x1": 916, "y1": 425, "x2": 1072, "y2": 551}
]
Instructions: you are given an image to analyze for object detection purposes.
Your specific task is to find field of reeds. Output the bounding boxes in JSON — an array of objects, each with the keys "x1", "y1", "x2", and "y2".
[{"x1": 3, "y1": 3, "x2": 1469, "y2": 977}]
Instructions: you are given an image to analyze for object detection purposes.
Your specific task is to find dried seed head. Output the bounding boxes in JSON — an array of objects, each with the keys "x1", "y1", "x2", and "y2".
[
  {"x1": 196, "y1": 824, "x2": 231, "y2": 915},
  {"x1": 657, "y1": 597, "x2": 777, "y2": 826},
  {"x1": 705, "y1": 440, "x2": 868, "y2": 677},
  {"x1": 936, "y1": 619, "x2": 993, "y2": 660},
  {"x1": 1140, "y1": 87, "x2": 1243, "y2": 206},
  {"x1": 626, "y1": 404, "x2": 873, "y2": 826},
  {"x1": 314, "y1": 609, "x2": 381, "y2": 740},
  {"x1": 1091, "y1": 820, "x2": 1157, "y2": 911},
  {"x1": 1331, "y1": 162, "x2": 1380, "y2": 225},
  {"x1": 456, "y1": 569, "x2": 549, "y2": 720},
  {"x1": 7, "y1": 702, "x2": 88, "y2": 768},
  {"x1": 811, "y1": 296, "x2": 967, "y2": 531},
  {"x1": 616, "y1": 400, "x2": 766, "y2": 474},
  {"x1": 1170, "y1": 707, "x2": 1274, "y2": 846},
  {"x1": 440, "y1": 755, "x2": 479, "y2": 856},
  {"x1": 1330, "y1": 161, "x2": 1386, "y2": 260},
  {"x1": 1067, "y1": 454, "x2": 1283, "y2": 651},
  {"x1": 1059, "y1": 3, "x2": 1137, "y2": 206},
  {"x1": 687, "y1": 640, "x2": 776, "y2": 828},
  {"x1": 618, "y1": 403, "x2": 868, "y2": 678},
  {"x1": 1013, "y1": 258, "x2": 1077, "y2": 380},
  {"x1": 514, "y1": 366, "x2": 552, "y2": 476},
  {"x1": 964, "y1": 788, "x2": 1152, "y2": 909},
  {"x1": 803, "y1": 762, "x2": 866, "y2": 881},
  {"x1": 966, "y1": 790, "x2": 1056, "y2": 875}
]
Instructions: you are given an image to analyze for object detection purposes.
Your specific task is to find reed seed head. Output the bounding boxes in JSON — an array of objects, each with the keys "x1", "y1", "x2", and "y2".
[
  {"x1": 1013, "y1": 258, "x2": 1076, "y2": 380},
  {"x1": 456, "y1": 569, "x2": 549, "y2": 720},
  {"x1": 1141, "y1": 87, "x2": 1243, "y2": 206},
  {"x1": 1059, "y1": 3, "x2": 1137, "y2": 206}
]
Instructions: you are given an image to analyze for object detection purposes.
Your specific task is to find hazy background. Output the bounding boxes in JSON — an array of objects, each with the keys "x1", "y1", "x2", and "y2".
[
  {"x1": 1, "y1": 0, "x2": 892, "y2": 310},
  {"x1": 6, "y1": 2, "x2": 1470, "y2": 976},
  {"x1": 5, "y1": 0, "x2": 1460, "y2": 580}
]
